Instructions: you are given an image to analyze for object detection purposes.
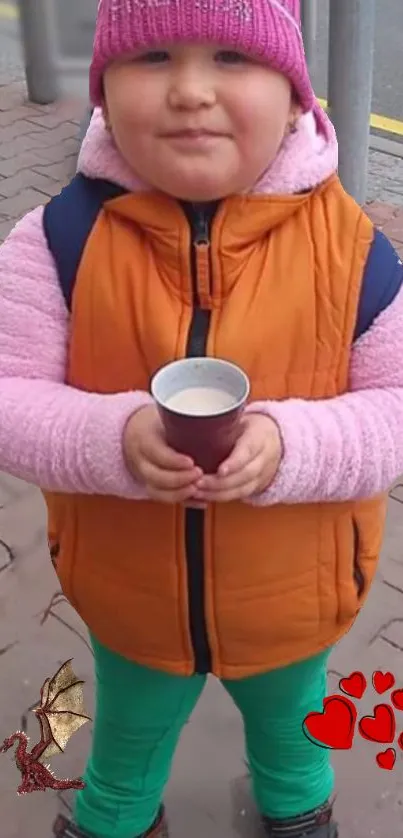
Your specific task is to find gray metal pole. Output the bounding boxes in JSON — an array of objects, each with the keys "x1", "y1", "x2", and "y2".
[
  {"x1": 301, "y1": 0, "x2": 317, "y2": 74},
  {"x1": 328, "y1": 0, "x2": 376, "y2": 204},
  {"x1": 17, "y1": 0, "x2": 58, "y2": 104}
]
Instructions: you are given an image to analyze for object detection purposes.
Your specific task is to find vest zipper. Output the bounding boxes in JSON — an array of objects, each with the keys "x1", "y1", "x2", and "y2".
[{"x1": 185, "y1": 207, "x2": 213, "y2": 675}]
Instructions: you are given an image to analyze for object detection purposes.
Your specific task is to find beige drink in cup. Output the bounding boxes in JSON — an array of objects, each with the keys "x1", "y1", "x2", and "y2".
[{"x1": 151, "y1": 358, "x2": 250, "y2": 473}]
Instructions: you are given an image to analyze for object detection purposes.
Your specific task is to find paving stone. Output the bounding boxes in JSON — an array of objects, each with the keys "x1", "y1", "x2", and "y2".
[
  {"x1": 365, "y1": 200, "x2": 400, "y2": 227},
  {"x1": 32, "y1": 137, "x2": 79, "y2": 164},
  {"x1": 0, "y1": 119, "x2": 45, "y2": 143},
  {"x1": 0, "y1": 151, "x2": 48, "y2": 179},
  {"x1": 383, "y1": 210, "x2": 403, "y2": 243},
  {"x1": 33, "y1": 121, "x2": 81, "y2": 147},
  {"x1": 26, "y1": 112, "x2": 77, "y2": 130},
  {"x1": 0, "y1": 134, "x2": 48, "y2": 159},
  {"x1": 0, "y1": 186, "x2": 47, "y2": 219},
  {"x1": 0, "y1": 169, "x2": 62, "y2": 199},
  {"x1": 32, "y1": 159, "x2": 78, "y2": 184},
  {"x1": 390, "y1": 239, "x2": 403, "y2": 257},
  {"x1": 0, "y1": 218, "x2": 14, "y2": 242}
]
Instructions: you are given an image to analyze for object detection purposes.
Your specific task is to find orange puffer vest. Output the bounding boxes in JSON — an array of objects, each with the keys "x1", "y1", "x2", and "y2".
[{"x1": 45, "y1": 174, "x2": 387, "y2": 678}]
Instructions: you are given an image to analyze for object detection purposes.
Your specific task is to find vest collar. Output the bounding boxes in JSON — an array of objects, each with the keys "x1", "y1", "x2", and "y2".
[{"x1": 103, "y1": 181, "x2": 331, "y2": 251}]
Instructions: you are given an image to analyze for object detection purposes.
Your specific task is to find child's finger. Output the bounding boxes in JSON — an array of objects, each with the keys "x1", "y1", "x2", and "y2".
[
  {"x1": 142, "y1": 434, "x2": 197, "y2": 471},
  {"x1": 196, "y1": 454, "x2": 262, "y2": 494},
  {"x1": 194, "y1": 478, "x2": 259, "y2": 504},
  {"x1": 143, "y1": 461, "x2": 201, "y2": 490},
  {"x1": 151, "y1": 484, "x2": 199, "y2": 504},
  {"x1": 216, "y1": 432, "x2": 257, "y2": 477}
]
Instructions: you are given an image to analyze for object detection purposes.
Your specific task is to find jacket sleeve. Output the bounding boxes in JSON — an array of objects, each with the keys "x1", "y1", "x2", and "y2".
[
  {"x1": 0, "y1": 207, "x2": 153, "y2": 498},
  {"x1": 246, "y1": 277, "x2": 403, "y2": 506}
]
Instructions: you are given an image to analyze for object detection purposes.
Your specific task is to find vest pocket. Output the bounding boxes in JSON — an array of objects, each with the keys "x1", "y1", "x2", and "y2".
[
  {"x1": 336, "y1": 515, "x2": 364, "y2": 623},
  {"x1": 353, "y1": 518, "x2": 365, "y2": 598},
  {"x1": 48, "y1": 537, "x2": 60, "y2": 571},
  {"x1": 47, "y1": 496, "x2": 63, "y2": 571},
  {"x1": 45, "y1": 495, "x2": 78, "y2": 608}
]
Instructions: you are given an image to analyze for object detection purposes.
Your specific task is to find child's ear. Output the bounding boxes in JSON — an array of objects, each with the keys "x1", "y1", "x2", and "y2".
[{"x1": 288, "y1": 101, "x2": 302, "y2": 134}]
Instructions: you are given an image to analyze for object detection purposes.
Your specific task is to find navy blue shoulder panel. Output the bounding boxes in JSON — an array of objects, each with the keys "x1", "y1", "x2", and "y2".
[
  {"x1": 354, "y1": 229, "x2": 403, "y2": 340},
  {"x1": 43, "y1": 173, "x2": 126, "y2": 310}
]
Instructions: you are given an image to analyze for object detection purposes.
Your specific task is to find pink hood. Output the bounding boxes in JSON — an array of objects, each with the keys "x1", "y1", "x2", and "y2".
[{"x1": 77, "y1": 105, "x2": 338, "y2": 196}]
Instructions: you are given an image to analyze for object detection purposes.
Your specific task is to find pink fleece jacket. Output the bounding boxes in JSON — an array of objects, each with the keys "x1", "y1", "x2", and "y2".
[{"x1": 0, "y1": 107, "x2": 402, "y2": 505}]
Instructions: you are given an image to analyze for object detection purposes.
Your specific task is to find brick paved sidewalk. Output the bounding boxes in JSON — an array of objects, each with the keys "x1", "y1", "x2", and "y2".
[
  {"x1": 1, "y1": 79, "x2": 403, "y2": 838},
  {"x1": 0, "y1": 81, "x2": 81, "y2": 244},
  {"x1": 365, "y1": 201, "x2": 403, "y2": 257}
]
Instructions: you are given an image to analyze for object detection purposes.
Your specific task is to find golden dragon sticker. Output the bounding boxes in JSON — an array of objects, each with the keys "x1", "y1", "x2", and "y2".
[{"x1": 1, "y1": 659, "x2": 91, "y2": 795}]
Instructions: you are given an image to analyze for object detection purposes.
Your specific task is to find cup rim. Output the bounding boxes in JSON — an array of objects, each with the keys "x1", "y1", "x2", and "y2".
[{"x1": 150, "y1": 357, "x2": 250, "y2": 418}]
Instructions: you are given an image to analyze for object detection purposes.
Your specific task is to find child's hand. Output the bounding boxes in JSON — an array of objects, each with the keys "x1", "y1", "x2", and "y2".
[
  {"x1": 123, "y1": 405, "x2": 203, "y2": 503},
  {"x1": 193, "y1": 413, "x2": 283, "y2": 503}
]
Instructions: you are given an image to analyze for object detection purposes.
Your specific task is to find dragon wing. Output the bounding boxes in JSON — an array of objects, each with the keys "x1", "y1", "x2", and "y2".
[{"x1": 32, "y1": 659, "x2": 91, "y2": 763}]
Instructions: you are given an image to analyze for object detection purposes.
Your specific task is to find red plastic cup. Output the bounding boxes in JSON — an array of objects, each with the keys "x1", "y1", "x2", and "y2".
[{"x1": 151, "y1": 358, "x2": 250, "y2": 474}]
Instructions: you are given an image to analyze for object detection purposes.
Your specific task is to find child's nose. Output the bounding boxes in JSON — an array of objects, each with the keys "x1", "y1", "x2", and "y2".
[{"x1": 168, "y1": 72, "x2": 216, "y2": 110}]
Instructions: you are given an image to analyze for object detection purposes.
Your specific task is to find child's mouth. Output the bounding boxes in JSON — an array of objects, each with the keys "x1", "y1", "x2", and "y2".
[{"x1": 163, "y1": 129, "x2": 226, "y2": 148}]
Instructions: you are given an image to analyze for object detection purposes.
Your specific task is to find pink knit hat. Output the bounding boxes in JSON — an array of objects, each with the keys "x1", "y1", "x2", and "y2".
[{"x1": 90, "y1": 0, "x2": 315, "y2": 113}]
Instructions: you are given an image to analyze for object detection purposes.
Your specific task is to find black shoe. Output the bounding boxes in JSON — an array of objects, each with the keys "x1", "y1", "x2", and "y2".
[
  {"x1": 262, "y1": 800, "x2": 338, "y2": 837},
  {"x1": 53, "y1": 807, "x2": 168, "y2": 838},
  {"x1": 53, "y1": 815, "x2": 94, "y2": 838}
]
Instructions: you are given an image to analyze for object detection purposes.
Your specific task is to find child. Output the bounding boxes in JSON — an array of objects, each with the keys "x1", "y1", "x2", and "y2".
[{"x1": 1, "y1": 0, "x2": 403, "y2": 836}]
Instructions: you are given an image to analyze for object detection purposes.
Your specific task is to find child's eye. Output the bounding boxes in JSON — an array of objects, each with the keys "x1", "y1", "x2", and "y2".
[
  {"x1": 136, "y1": 50, "x2": 171, "y2": 64},
  {"x1": 215, "y1": 50, "x2": 250, "y2": 65}
]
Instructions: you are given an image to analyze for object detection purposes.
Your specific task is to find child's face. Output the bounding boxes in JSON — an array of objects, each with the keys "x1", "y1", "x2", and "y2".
[{"x1": 103, "y1": 43, "x2": 297, "y2": 201}]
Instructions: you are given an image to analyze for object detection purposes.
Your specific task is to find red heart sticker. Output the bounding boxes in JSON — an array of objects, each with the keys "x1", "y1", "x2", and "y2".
[
  {"x1": 303, "y1": 695, "x2": 356, "y2": 750},
  {"x1": 372, "y1": 671, "x2": 395, "y2": 694},
  {"x1": 359, "y1": 704, "x2": 396, "y2": 744},
  {"x1": 391, "y1": 689, "x2": 403, "y2": 711},
  {"x1": 339, "y1": 671, "x2": 367, "y2": 700},
  {"x1": 398, "y1": 732, "x2": 403, "y2": 751},
  {"x1": 376, "y1": 748, "x2": 396, "y2": 771}
]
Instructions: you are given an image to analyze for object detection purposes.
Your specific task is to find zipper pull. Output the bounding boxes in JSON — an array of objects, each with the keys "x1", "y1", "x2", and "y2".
[
  {"x1": 193, "y1": 212, "x2": 210, "y2": 246},
  {"x1": 192, "y1": 211, "x2": 211, "y2": 308}
]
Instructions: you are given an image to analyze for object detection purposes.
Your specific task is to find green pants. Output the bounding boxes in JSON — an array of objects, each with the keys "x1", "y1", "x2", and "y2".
[{"x1": 75, "y1": 635, "x2": 334, "y2": 838}]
